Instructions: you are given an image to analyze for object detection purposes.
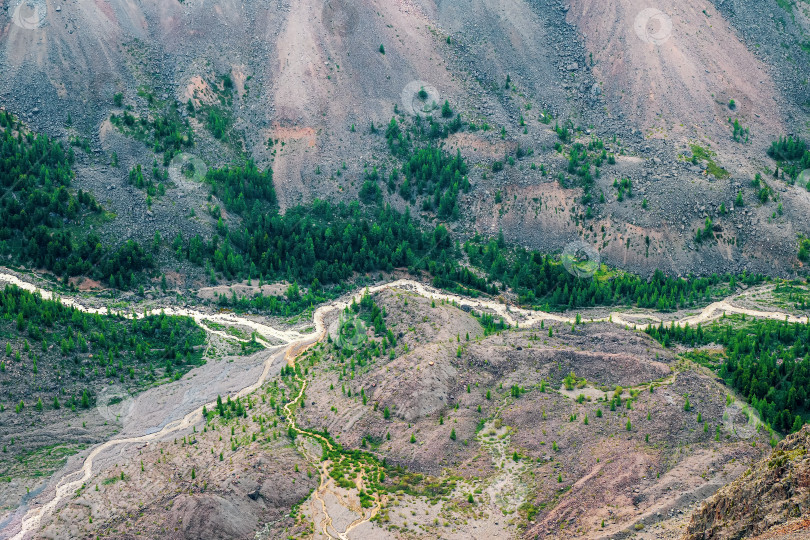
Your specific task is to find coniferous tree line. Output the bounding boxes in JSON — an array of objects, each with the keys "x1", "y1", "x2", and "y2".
[
  {"x1": 356, "y1": 290, "x2": 388, "y2": 337},
  {"x1": 384, "y1": 116, "x2": 469, "y2": 219},
  {"x1": 451, "y1": 235, "x2": 763, "y2": 310},
  {"x1": 213, "y1": 282, "x2": 352, "y2": 317},
  {"x1": 205, "y1": 107, "x2": 232, "y2": 142},
  {"x1": 177, "y1": 192, "x2": 456, "y2": 287},
  {"x1": 182, "y1": 154, "x2": 767, "y2": 314},
  {"x1": 767, "y1": 136, "x2": 810, "y2": 184},
  {"x1": 186, "y1": 73, "x2": 242, "y2": 151},
  {"x1": 768, "y1": 136, "x2": 809, "y2": 164},
  {"x1": 109, "y1": 97, "x2": 194, "y2": 165},
  {"x1": 206, "y1": 161, "x2": 276, "y2": 214},
  {"x1": 646, "y1": 317, "x2": 810, "y2": 433},
  {"x1": 0, "y1": 283, "x2": 206, "y2": 411},
  {"x1": 128, "y1": 162, "x2": 168, "y2": 198},
  {"x1": 0, "y1": 109, "x2": 769, "y2": 312},
  {"x1": 0, "y1": 113, "x2": 152, "y2": 287}
]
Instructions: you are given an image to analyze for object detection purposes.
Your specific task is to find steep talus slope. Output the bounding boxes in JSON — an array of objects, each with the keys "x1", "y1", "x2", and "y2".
[
  {"x1": 432, "y1": 0, "x2": 586, "y2": 118},
  {"x1": 684, "y1": 424, "x2": 810, "y2": 540},
  {"x1": 707, "y1": 0, "x2": 810, "y2": 123},
  {"x1": 2, "y1": 2, "x2": 810, "y2": 538},
  {"x1": 567, "y1": 0, "x2": 787, "y2": 151},
  {"x1": 2, "y1": 0, "x2": 810, "y2": 278},
  {"x1": 261, "y1": 0, "x2": 465, "y2": 210}
]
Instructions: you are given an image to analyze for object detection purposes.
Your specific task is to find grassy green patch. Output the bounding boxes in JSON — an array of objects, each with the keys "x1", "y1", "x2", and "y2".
[
  {"x1": 0, "y1": 443, "x2": 86, "y2": 479},
  {"x1": 689, "y1": 144, "x2": 730, "y2": 179}
]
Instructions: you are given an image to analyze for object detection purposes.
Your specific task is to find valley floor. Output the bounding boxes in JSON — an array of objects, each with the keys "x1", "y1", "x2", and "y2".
[{"x1": 0, "y1": 269, "x2": 806, "y2": 539}]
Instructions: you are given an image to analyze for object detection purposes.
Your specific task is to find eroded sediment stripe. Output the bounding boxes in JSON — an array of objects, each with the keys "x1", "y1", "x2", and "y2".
[{"x1": 2, "y1": 270, "x2": 807, "y2": 539}]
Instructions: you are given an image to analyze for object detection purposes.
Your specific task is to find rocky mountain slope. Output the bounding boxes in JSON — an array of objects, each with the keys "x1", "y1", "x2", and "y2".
[
  {"x1": 685, "y1": 424, "x2": 810, "y2": 540},
  {"x1": 1, "y1": 0, "x2": 809, "y2": 279},
  {"x1": 2, "y1": 1, "x2": 810, "y2": 538},
  {"x1": 18, "y1": 286, "x2": 773, "y2": 539}
]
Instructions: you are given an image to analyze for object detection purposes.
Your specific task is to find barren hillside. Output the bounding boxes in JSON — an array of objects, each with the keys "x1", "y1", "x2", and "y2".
[
  {"x1": 1, "y1": 0, "x2": 809, "y2": 277},
  {"x1": 685, "y1": 424, "x2": 810, "y2": 540},
  {"x1": 2, "y1": 1, "x2": 810, "y2": 539}
]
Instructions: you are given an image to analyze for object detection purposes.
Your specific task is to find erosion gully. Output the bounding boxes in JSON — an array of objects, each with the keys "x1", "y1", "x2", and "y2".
[{"x1": 0, "y1": 271, "x2": 806, "y2": 539}]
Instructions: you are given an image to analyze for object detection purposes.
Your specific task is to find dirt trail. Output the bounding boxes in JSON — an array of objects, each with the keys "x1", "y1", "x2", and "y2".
[{"x1": 1, "y1": 270, "x2": 806, "y2": 539}]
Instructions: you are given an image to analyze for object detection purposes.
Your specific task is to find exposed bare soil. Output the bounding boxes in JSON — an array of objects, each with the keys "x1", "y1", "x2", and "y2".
[
  {"x1": 3, "y1": 270, "x2": 807, "y2": 539},
  {"x1": 1, "y1": 0, "x2": 808, "y2": 281},
  {"x1": 2, "y1": 1, "x2": 810, "y2": 538}
]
